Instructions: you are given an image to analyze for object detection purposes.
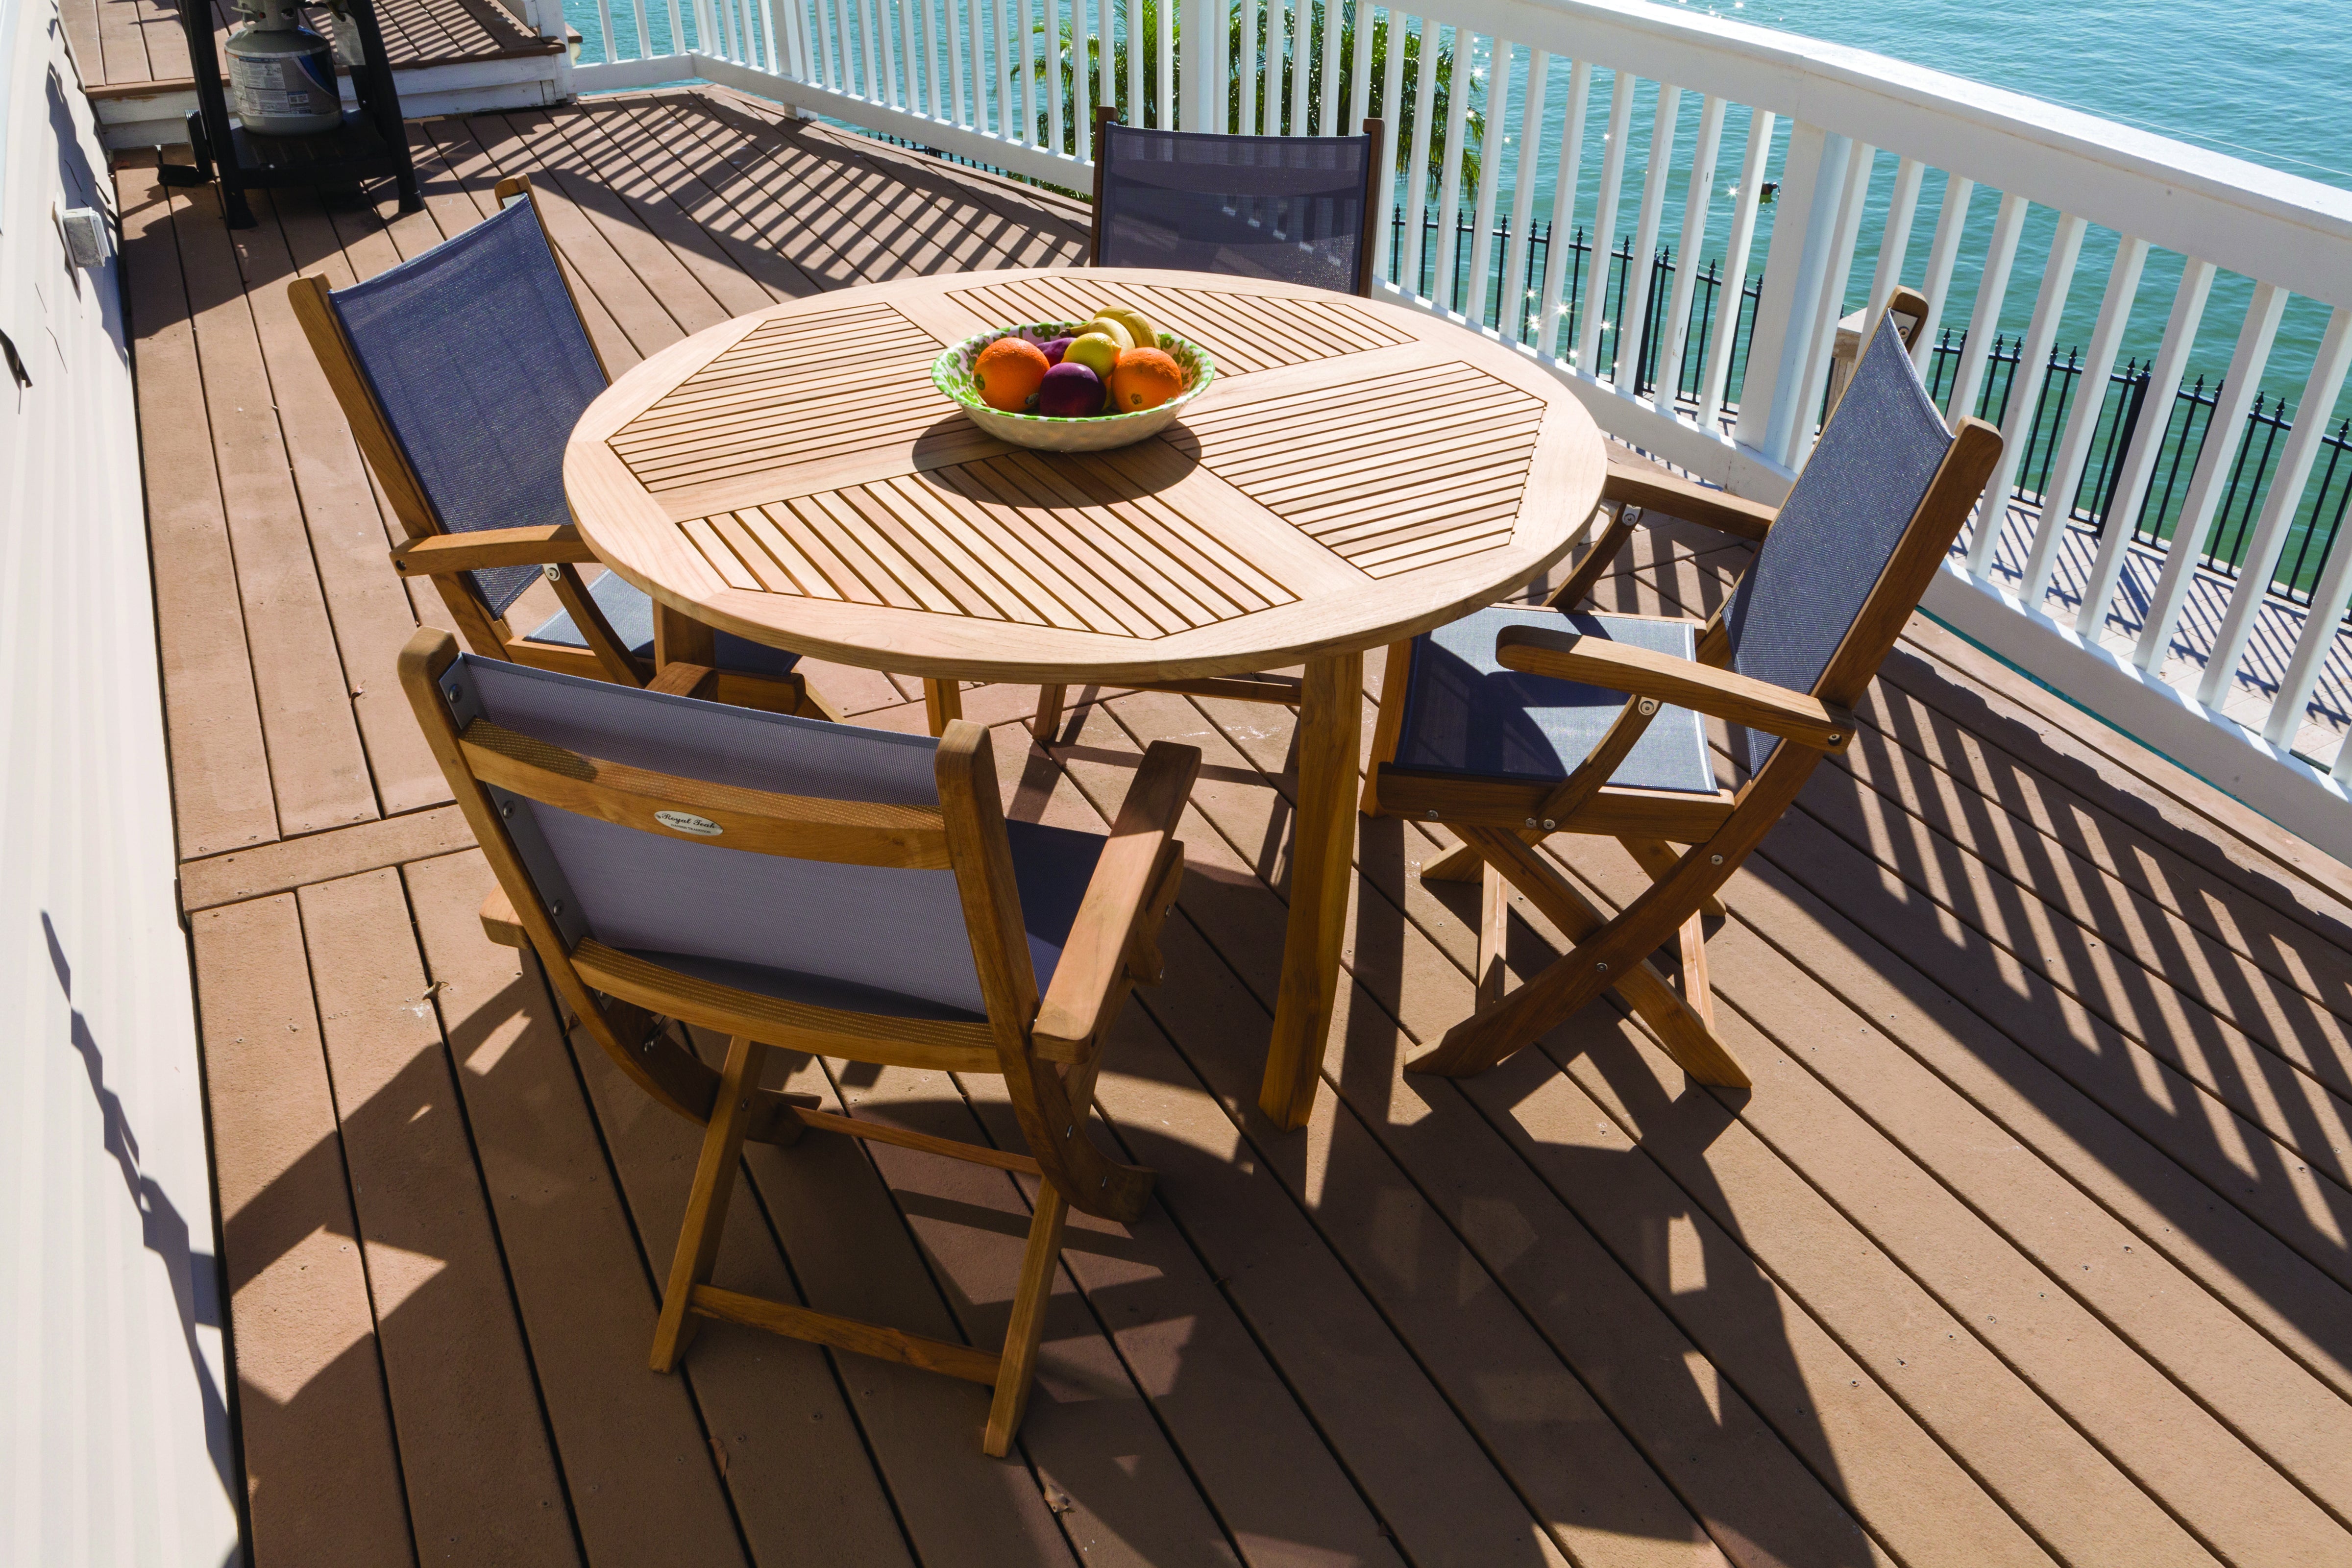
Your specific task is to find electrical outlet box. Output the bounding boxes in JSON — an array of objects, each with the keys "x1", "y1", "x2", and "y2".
[{"x1": 59, "y1": 208, "x2": 111, "y2": 270}]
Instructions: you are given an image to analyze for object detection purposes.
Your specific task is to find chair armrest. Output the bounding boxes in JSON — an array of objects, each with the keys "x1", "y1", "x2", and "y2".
[
  {"x1": 1032, "y1": 740, "x2": 1200, "y2": 1059},
  {"x1": 391, "y1": 524, "x2": 599, "y2": 577},
  {"x1": 1495, "y1": 625, "x2": 1855, "y2": 752},
  {"x1": 1601, "y1": 457, "x2": 1777, "y2": 543}
]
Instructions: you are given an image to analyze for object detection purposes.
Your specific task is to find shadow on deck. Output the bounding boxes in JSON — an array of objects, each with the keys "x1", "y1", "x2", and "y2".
[{"x1": 120, "y1": 86, "x2": 2352, "y2": 1568}]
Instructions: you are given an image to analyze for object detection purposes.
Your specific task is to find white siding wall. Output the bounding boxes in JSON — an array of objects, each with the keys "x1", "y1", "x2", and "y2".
[{"x1": 0, "y1": 2, "x2": 243, "y2": 1563}]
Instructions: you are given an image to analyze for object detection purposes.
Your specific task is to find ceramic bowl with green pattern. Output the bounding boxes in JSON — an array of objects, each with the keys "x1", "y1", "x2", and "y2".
[{"x1": 932, "y1": 322, "x2": 1215, "y2": 452}]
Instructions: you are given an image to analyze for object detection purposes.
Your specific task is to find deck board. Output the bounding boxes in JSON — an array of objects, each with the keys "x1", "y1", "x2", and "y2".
[{"x1": 117, "y1": 86, "x2": 2352, "y2": 1568}]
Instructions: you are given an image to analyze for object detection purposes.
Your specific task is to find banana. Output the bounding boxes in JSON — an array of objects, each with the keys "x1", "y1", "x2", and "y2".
[
  {"x1": 1079, "y1": 316, "x2": 1135, "y2": 351},
  {"x1": 1097, "y1": 305, "x2": 1162, "y2": 351}
]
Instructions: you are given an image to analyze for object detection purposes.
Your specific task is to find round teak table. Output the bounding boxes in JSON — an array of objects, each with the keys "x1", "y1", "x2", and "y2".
[{"x1": 564, "y1": 266, "x2": 1607, "y2": 1130}]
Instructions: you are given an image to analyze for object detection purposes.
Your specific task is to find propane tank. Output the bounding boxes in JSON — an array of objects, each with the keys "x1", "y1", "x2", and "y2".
[{"x1": 224, "y1": 0, "x2": 343, "y2": 137}]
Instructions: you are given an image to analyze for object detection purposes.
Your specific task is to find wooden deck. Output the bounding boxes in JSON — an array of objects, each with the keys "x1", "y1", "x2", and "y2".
[
  {"x1": 117, "y1": 87, "x2": 2352, "y2": 1568},
  {"x1": 66, "y1": 0, "x2": 557, "y2": 99}
]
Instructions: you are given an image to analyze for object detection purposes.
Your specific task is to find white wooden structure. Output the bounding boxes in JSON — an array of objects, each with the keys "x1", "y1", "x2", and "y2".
[
  {"x1": 572, "y1": 0, "x2": 2352, "y2": 862},
  {"x1": 0, "y1": 1, "x2": 241, "y2": 1562}
]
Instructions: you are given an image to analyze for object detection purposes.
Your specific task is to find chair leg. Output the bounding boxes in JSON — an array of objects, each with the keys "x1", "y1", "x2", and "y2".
[
  {"x1": 1477, "y1": 861, "x2": 1510, "y2": 1006},
  {"x1": 1542, "y1": 504, "x2": 1640, "y2": 611},
  {"x1": 1421, "y1": 840, "x2": 1485, "y2": 883},
  {"x1": 1677, "y1": 909, "x2": 1716, "y2": 1033},
  {"x1": 651, "y1": 1034, "x2": 771, "y2": 1373},
  {"x1": 924, "y1": 677, "x2": 964, "y2": 737},
  {"x1": 1031, "y1": 683, "x2": 1067, "y2": 745},
  {"x1": 1411, "y1": 828, "x2": 1747, "y2": 1087},
  {"x1": 982, "y1": 1180, "x2": 1070, "y2": 1458},
  {"x1": 1619, "y1": 835, "x2": 1728, "y2": 918},
  {"x1": 793, "y1": 677, "x2": 846, "y2": 723}
]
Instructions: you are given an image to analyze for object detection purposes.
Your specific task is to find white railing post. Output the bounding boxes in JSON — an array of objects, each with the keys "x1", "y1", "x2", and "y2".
[
  {"x1": 1573, "y1": 71, "x2": 1634, "y2": 378},
  {"x1": 2271, "y1": 507, "x2": 2352, "y2": 750},
  {"x1": 1697, "y1": 105, "x2": 1770, "y2": 434},
  {"x1": 1399, "y1": 18, "x2": 1437, "y2": 297},
  {"x1": 1910, "y1": 173, "x2": 1975, "y2": 372},
  {"x1": 1737, "y1": 122, "x2": 1846, "y2": 466},
  {"x1": 1968, "y1": 211, "x2": 2088, "y2": 577},
  {"x1": 2019, "y1": 235, "x2": 2150, "y2": 603},
  {"x1": 2202, "y1": 306, "x2": 2352, "y2": 710},
  {"x1": 1658, "y1": 92, "x2": 1725, "y2": 409},
  {"x1": 2075, "y1": 258, "x2": 2218, "y2": 639},
  {"x1": 1348, "y1": 0, "x2": 1373, "y2": 133},
  {"x1": 1317, "y1": 0, "x2": 1343, "y2": 135},
  {"x1": 1532, "y1": 60, "x2": 1591, "y2": 358},
  {"x1": 1429, "y1": 27, "x2": 1477, "y2": 315},
  {"x1": 1622, "y1": 82, "x2": 1683, "y2": 395},
  {"x1": 2132, "y1": 280, "x2": 2289, "y2": 673},
  {"x1": 1370, "y1": 5, "x2": 1407, "y2": 283},
  {"x1": 1463, "y1": 39, "x2": 1512, "y2": 331},
  {"x1": 1787, "y1": 138, "x2": 1872, "y2": 466},
  {"x1": 1940, "y1": 191, "x2": 2029, "y2": 427},
  {"x1": 1865, "y1": 156, "x2": 1924, "y2": 319},
  {"x1": 1501, "y1": 48, "x2": 1549, "y2": 346}
]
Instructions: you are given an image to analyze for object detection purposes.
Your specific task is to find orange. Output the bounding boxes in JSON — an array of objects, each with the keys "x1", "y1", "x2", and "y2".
[
  {"x1": 972, "y1": 338, "x2": 1051, "y2": 411},
  {"x1": 1107, "y1": 347, "x2": 1185, "y2": 412}
]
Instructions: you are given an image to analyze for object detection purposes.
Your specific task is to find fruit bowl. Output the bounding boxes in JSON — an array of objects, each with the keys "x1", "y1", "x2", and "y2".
[{"x1": 933, "y1": 321, "x2": 1216, "y2": 453}]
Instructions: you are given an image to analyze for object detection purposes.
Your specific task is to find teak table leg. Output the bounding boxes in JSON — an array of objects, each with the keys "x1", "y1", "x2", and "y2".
[
  {"x1": 1258, "y1": 652, "x2": 1363, "y2": 1131},
  {"x1": 924, "y1": 678, "x2": 964, "y2": 737},
  {"x1": 653, "y1": 598, "x2": 716, "y2": 670}
]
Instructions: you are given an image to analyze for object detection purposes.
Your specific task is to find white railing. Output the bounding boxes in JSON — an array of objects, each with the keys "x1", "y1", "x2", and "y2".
[{"x1": 569, "y1": 0, "x2": 2352, "y2": 861}]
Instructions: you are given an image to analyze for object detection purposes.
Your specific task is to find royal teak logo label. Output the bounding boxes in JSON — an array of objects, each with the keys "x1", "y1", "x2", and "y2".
[{"x1": 654, "y1": 810, "x2": 724, "y2": 837}]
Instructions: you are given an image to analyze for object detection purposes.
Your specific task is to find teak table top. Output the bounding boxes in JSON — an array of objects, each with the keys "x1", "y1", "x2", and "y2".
[{"x1": 564, "y1": 268, "x2": 1608, "y2": 682}]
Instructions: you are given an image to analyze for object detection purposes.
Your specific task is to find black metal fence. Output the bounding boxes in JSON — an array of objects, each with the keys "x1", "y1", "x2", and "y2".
[
  {"x1": 1922, "y1": 327, "x2": 2352, "y2": 612},
  {"x1": 1395, "y1": 209, "x2": 2352, "y2": 618},
  {"x1": 1391, "y1": 213, "x2": 1765, "y2": 407}
]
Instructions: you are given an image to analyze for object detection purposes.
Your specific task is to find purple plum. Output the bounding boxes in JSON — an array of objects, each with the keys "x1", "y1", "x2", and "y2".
[
  {"x1": 1039, "y1": 336, "x2": 1076, "y2": 366},
  {"x1": 1037, "y1": 362, "x2": 1105, "y2": 417}
]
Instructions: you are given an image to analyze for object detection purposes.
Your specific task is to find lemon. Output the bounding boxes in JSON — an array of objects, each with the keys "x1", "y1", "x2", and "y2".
[{"x1": 1062, "y1": 333, "x2": 1122, "y2": 377}]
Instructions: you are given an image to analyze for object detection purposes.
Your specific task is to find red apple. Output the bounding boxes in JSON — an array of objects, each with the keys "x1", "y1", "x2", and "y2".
[{"x1": 1037, "y1": 362, "x2": 1105, "y2": 417}]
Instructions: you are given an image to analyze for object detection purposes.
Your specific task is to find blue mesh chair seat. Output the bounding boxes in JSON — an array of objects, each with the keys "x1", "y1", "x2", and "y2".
[
  {"x1": 292, "y1": 177, "x2": 822, "y2": 713},
  {"x1": 1391, "y1": 609, "x2": 1716, "y2": 796},
  {"x1": 1339, "y1": 302, "x2": 2005, "y2": 1107},
  {"x1": 405, "y1": 627, "x2": 1200, "y2": 1456}
]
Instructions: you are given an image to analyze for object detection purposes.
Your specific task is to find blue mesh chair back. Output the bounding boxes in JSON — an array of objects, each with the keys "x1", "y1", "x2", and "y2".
[
  {"x1": 1094, "y1": 121, "x2": 1377, "y2": 295},
  {"x1": 1719, "y1": 314, "x2": 1953, "y2": 772},
  {"x1": 329, "y1": 200, "x2": 607, "y2": 618},
  {"x1": 444, "y1": 656, "x2": 1103, "y2": 1021}
]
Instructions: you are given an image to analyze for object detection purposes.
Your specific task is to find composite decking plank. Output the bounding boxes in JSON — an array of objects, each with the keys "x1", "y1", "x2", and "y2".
[
  {"x1": 296, "y1": 868, "x2": 580, "y2": 1567},
  {"x1": 1611, "y1": 550, "x2": 2352, "y2": 1296},
  {"x1": 168, "y1": 181, "x2": 380, "y2": 834},
  {"x1": 1089, "y1": 692, "x2": 2051, "y2": 1568},
  {"x1": 116, "y1": 163, "x2": 279, "y2": 856},
  {"x1": 533, "y1": 102, "x2": 792, "y2": 320},
  {"x1": 191, "y1": 894, "x2": 416, "y2": 1567},
  {"x1": 60, "y1": 0, "x2": 106, "y2": 84},
  {"x1": 983, "y1": 721, "x2": 1732, "y2": 1568},
  {"x1": 814, "y1": 1056, "x2": 1250, "y2": 1568},
  {"x1": 242, "y1": 188, "x2": 452, "y2": 817},
  {"x1": 559, "y1": 99, "x2": 825, "y2": 304},
  {"x1": 733, "y1": 1054, "x2": 1089, "y2": 1568},
  {"x1": 402, "y1": 851, "x2": 754, "y2": 1567},
  {"x1": 180, "y1": 805, "x2": 475, "y2": 911},
  {"x1": 553, "y1": 1021, "x2": 924, "y2": 1568},
  {"x1": 1610, "y1": 545, "x2": 2352, "y2": 1151},
  {"x1": 485, "y1": 107, "x2": 737, "y2": 340}
]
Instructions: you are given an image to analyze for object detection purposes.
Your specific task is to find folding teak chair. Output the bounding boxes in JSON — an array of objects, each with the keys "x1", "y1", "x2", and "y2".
[
  {"x1": 400, "y1": 627, "x2": 1199, "y2": 1452},
  {"x1": 1346, "y1": 302, "x2": 2002, "y2": 1091},
  {"x1": 295, "y1": 175, "x2": 833, "y2": 718},
  {"x1": 1019, "y1": 108, "x2": 1386, "y2": 743}
]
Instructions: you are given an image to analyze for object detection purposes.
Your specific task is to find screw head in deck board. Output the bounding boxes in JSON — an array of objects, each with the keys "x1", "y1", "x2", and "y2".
[{"x1": 564, "y1": 269, "x2": 1609, "y2": 686}]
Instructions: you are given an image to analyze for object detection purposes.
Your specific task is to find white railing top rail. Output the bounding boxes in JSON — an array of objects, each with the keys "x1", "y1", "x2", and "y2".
[{"x1": 1428, "y1": 0, "x2": 2352, "y2": 307}]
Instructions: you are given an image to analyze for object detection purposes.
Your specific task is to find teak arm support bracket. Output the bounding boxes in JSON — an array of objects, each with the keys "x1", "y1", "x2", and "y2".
[
  {"x1": 1033, "y1": 741, "x2": 1200, "y2": 1060},
  {"x1": 1495, "y1": 627, "x2": 1857, "y2": 753},
  {"x1": 1600, "y1": 457, "x2": 1777, "y2": 543},
  {"x1": 389, "y1": 524, "x2": 600, "y2": 576}
]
